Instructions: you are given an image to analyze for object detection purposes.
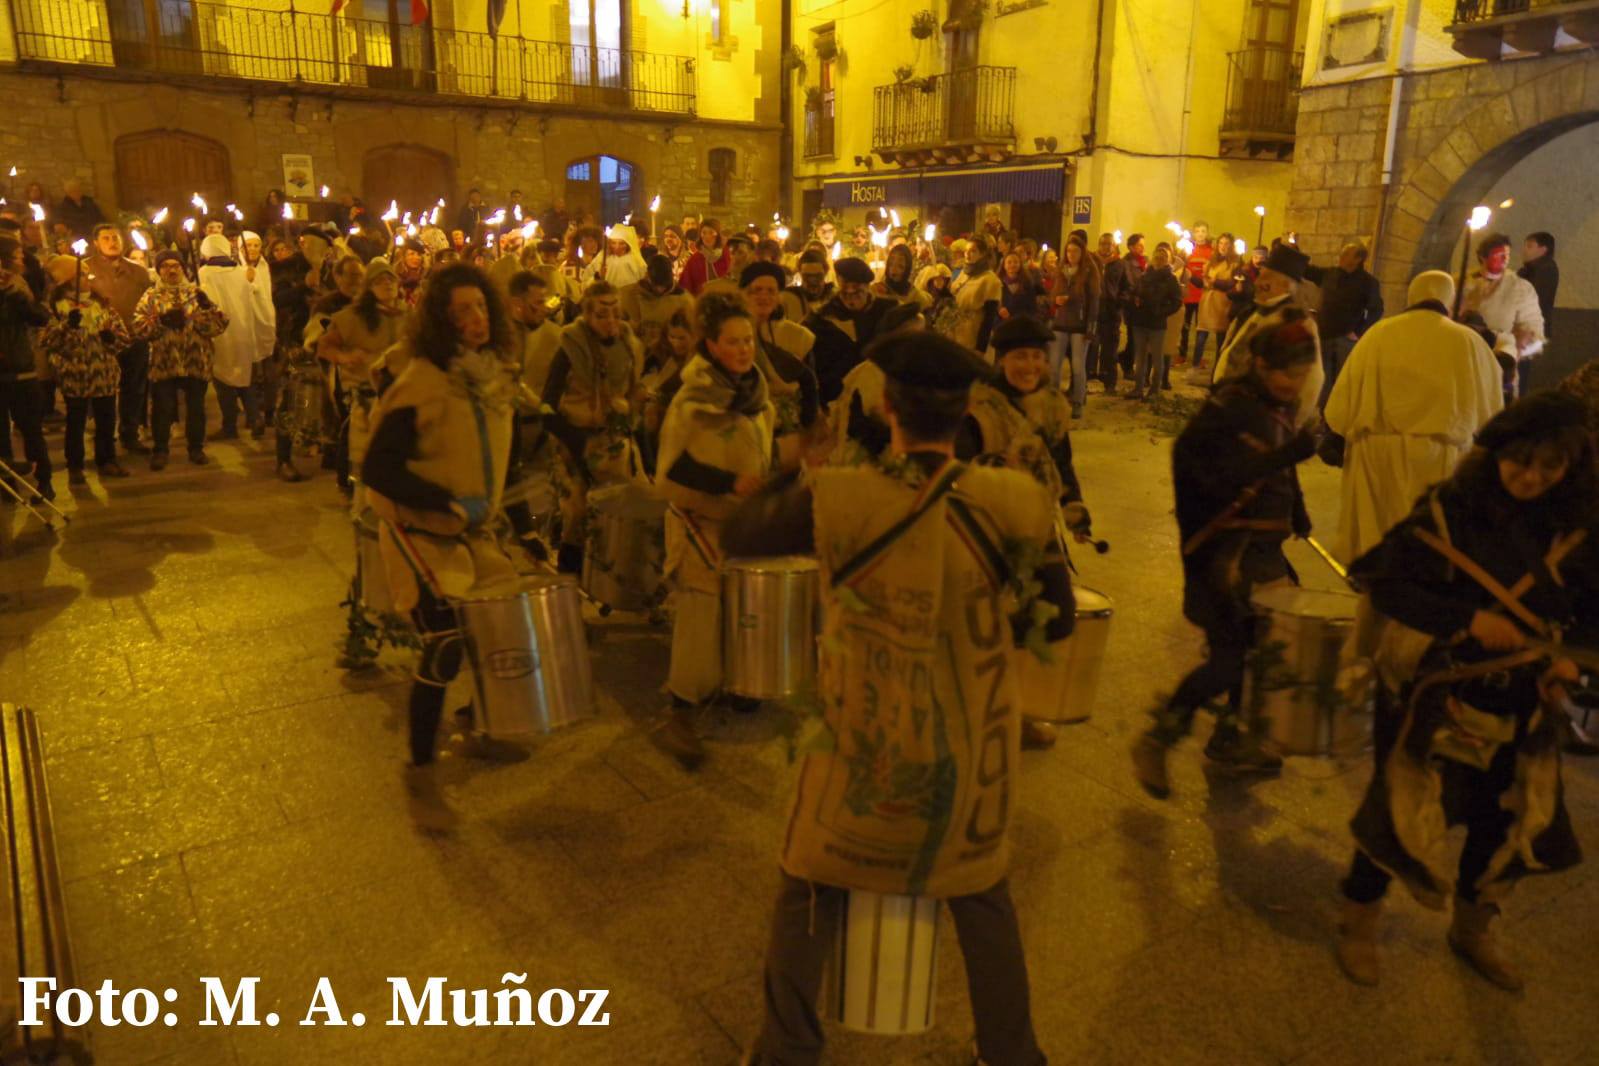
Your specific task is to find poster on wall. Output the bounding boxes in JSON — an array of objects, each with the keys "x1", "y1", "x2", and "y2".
[{"x1": 281, "y1": 154, "x2": 315, "y2": 198}]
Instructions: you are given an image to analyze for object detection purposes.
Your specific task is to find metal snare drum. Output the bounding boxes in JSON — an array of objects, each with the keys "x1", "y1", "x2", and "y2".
[
  {"x1": 722, "y1": 556, "x2": 819, "y2": 701},
  {"x1": 822, "y1": 891, "x2": 941, "y2": 1035},
  {"x1": 285, "y1": 363, "x2": 326, "y2": 447},
  {"x1": 1016, "y1": 585, "x2": 1113, "y2": 724},
  {"x1": 353, "y1": 510, "x2": 393, "y2": 614},
  {"x1": 455, "y1": 580, "x2": 595, "y2": 737},
  {"x1": 582, "y1": 483, "x2": 666, "y2": 612},
  {"x1": 1247, "y1": 586, "x2": 1372, "y2": 757}
]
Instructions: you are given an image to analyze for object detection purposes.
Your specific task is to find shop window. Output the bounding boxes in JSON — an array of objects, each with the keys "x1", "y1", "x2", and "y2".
[{"x1": 709, "y1": 148, "x2": 736, "y2": 206}]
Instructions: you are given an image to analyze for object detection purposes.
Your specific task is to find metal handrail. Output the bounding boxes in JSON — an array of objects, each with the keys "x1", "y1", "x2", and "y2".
[
  {"x1": 1221, "y1": 46, "x2": 1303, "y2": 138},
  {"x1": 8, "y1": 0, "x2": 695, "y2": 114},
  {"x1": 871, "y1": 65, "x2": 1016, "y2": 153}
]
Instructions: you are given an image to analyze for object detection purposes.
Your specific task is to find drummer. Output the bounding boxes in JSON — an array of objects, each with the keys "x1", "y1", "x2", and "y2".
[
  {"x1": 653, "y1": 291, "x2": 787, "y2": 767},
  {"x1": 361, "y1": 263, "x2": 527, "y2": 830},
  {"x1": 962, "y1": 314, "x2": 1092, "y2": 748},
  {"x1": 540, "y1": 280, "x2": 645, "y2": 574},
  {"x1": 318, "y1": 257, "x2": 407, "y2": 501},
  {"x1": 1131, "y1": 315, "x2": 1320, "y2": 799},
  {"x1": 721, "y1": 331, "x2": 1072, "y2": 1066},
  {"x1": 829, "y1": 302, "x2": 925, "y2": 465},
  {"x1": 638, "y1": 307, "x2": 696, "y2": 468},
  {"x1": 1335, "y1": 392, "x2": 1599, "y2": 991},
  {"x1": 740, "y1": 261, "x2": 824, "y2": 453}
]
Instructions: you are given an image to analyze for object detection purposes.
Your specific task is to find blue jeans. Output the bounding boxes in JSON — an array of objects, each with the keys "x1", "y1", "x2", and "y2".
[
  {"x1": 1131, "y1": 327, "x2": 1166, "y2": 395},
  {"x1": 1050, "y1": 331, "x2": 1090, "y2": 409}
]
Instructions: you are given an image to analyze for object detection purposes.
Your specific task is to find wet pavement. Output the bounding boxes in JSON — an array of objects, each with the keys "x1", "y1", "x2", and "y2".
[{"x1": 2, "y1": 381, "x2": 1596, "y2": 1065}]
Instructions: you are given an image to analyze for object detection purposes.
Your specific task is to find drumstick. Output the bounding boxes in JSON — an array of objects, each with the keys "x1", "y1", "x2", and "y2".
[{"x1": 1304, "y1": 535, "x2": 1354, "y2": 590}]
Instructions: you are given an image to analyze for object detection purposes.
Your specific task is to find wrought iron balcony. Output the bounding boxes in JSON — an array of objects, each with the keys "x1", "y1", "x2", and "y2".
[
  {"x1": 1220, "y1": 46, "x2": 1303, "y2": 159},
  {"x1": 872, "y1": 66, "x2": 1015, "y2": 166},
  {"x1": 1449, "y1": 0, "x2": 1599, "y2": 58},
  {"x1": 8, "y1": 0, "x2": 696, "y2": 114}
]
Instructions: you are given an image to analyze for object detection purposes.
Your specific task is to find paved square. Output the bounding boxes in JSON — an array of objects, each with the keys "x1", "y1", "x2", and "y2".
[{"x1": 3, "y1": 392, "x2": 1595, "y2": 1065}]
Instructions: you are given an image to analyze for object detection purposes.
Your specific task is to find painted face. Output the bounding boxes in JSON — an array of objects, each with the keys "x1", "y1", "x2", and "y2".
[
  {"x1": 1001, "y1": 345, "x2": 1048, "y2": 394},
  {"x1": 584, "y1": 294, "x2": 623, "y2": 339},
  {"x1": 838, "y1": 279, "x2": 870, "y2": 312},
  {"x1": 800, "y1": 266, "x2": 827, "y2": 295},
  {"x1": 1498, "y1": 448, "x2": 1568, "y2": 501},
  {"x1": 707, "y1": 315, "x2": 756, "y2": 376},
  {"x1": 744, "y1": 276, "x2": 780, "y2": 319},
  {"x1": 1257, "y1": 361, "x2": 1312, "y2": 404},
  {"x1": 448, "y1": 284, "x2": 491, "y2": 348},
  {"x1": 1483, "y1": 245, "x2": 1510, "y2": 276}
]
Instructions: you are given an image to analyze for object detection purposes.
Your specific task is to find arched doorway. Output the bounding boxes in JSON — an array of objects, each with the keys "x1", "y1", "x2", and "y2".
[
  {"x1": 362, "y1": 145, "x2": 455, "y2": 217},
  {"x1": 115, "y1": 130, "x2": 231, "y2": 216},
  {"x1": 565, "y1": 155, "x2": 639, "y2": 227}
]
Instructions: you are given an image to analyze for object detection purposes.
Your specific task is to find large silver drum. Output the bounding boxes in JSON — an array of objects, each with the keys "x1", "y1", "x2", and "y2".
[
  {"x1": 353, "y1": 510, "x2": 393, "y2": 614},
  {"x1": 287, "y1": 364, "x2": 326, "y2": 446},
  {"x1": 1247, "y1": 586, "x2": 1372, "y2": 757},
  {"x1": 722, "y1": 556, "x2": 819, "y2": 701},
  {"x1": 583, "y1": 483, "x2": 666, "y2": 612},
  {"x1": 822, "y1": 891, "x2": 941, "y2": 1035},
  {"x1": 1016, "y1": 585, "x2": 1113, "y2": 724},
  {"x1": 455, "y1": 576, "x2": 595, "y2": 737}
]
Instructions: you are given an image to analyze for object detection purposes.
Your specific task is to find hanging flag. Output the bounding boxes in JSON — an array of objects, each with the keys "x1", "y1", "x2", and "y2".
[
  {"x1": 331, "y1": 0, "x2": 345, "y2": 12},
  {"x1": 487, "y1": 0, "x2": 507, "y2": 36},
  {"x1": 411, "y1": 0, "x2": 429, "y2": 24}
]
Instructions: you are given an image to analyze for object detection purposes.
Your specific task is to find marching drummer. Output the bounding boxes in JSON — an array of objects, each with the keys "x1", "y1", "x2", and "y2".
[
  {"x1": 1335, "y1": 391, "x2": 1599, "y2": 991},
  {"x1": 318, "y1": 258, "x2": 407, "y2": 502},
  {"x1": 540, "y1": 280, "x2": 645, "y2": 575},
  {"x1": 722, "y1": 331, "x2": 1073, "y2": 1066},
  {"x1": 962, "y1": 314, "x2": 1092, "y2": 749},
  {"x1": 653, "y1": 292, "x2": 788, "y2": 767},
  {"x1": 360, "y1": 263, "x2": 527, "y2": 829},
  {"x1": 1131, "y1": 314, "x2": 1320, "y2": 799},
  {"x1": 829, "y1": 302, "x2": 925, "y2": 466},
  {"x1": 741, "y1": 260, "x2": 822, "y2": 450}
]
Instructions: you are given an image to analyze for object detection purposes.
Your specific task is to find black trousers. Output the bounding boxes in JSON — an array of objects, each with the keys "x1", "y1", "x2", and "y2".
[
  {"x1": 756, "y1": 873, "x2": 1046, "y2": 1066},
  {"x1": 150, "y1": 376, "x2": 208, "y2": 454},
  {"x1": 0, "y1": 377, "x2": 52, "y2": 486},
  {"x1": 1155, "y1": 619, "x2": 1253, "y2": 742},
  {"x1": 64, "y1": 394, "x2": 117, "y2": 470},
  {"x1": 408, "y1": 586, "x2": 465, "y2": 766},
  {"x1": 117, "y1": 341, "x2": 149, "y2": 446},
  {"x1": 1177, "y1": 301, "x2": 1199, "y2": 360},
  {"x1": 214, "y1": 381, "x2": 260, "y2": 431}
]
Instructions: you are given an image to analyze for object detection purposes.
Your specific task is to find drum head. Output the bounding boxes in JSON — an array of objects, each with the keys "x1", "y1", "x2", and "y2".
[
  {"x1": 726, "y1": 555, "x2": 820, "y2": 574},
  {"x1": 1253, "y1": 585, "x2": 1359, "y2": 620},
  {"x1": 1072, "y1": 585, "x2": 1113, "y2": 617}
]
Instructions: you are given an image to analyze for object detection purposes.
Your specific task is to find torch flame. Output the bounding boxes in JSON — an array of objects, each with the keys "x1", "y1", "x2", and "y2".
[
  {"x1": 71, "y1": 239, "x2": 88, "y2": 257},
  {"x1": 650, "y1": 195, "x2": 661, "y2": 213},
  {"x1": 281, "y1": 203, "x2": 293, "y2": 220},
  {"x1": 1234, "y1": 238, "x2": 1247, "y2": 256},
  {"x1": 382, "y1": 200, "x2": 399, "y2": 222},
  {"x1": 924, "y1": 224, "x2": 936, "y2": 242},
  {"x1": 30, "y1": 203, "x2": 45, "y2": 222},
  {"x1": 191, "y1": 193, "x2": 207, "y2": 215},
  {"x1": 320, "y1": 185, "x2": 330, "y2": 199},
  {"x1": 1253, "y1": 205, "x2": 1267, "y2": 217},
  {"x1": 131, "y1": 229, "x2": 150, "y2": 251},
  {"x1": 1468, "y1": 206, "x2": 1492, "y2": 232},
  {"x1": 182, "y1": 218, "x2": 196, "y2": 233},
  {"x1": 152, "y1": 207, "x2": 170, "y2": 225}
]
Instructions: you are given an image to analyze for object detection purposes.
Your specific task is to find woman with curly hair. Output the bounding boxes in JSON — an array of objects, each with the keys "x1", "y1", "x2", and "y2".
[{"x1": 361, "y1": 263, "x2": 530, "y2": 829}]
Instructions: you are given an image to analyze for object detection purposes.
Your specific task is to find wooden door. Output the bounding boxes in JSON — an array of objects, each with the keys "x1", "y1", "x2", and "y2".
[
  {"x1": 1240, "y1": 0, "x2": 1298, "y2": 113},
  {"x1": 568, "y1": 0, "x2": 628, "y2": 107},
  {"x1": 115, "y1": 130, "x2": 230, "y2": 216},
  {"x1": 942, "y1": 5, "x2": 981, "y2": 142},
  {"x1": 362, "y1": 145, "x2": 454, "y2": 218}
]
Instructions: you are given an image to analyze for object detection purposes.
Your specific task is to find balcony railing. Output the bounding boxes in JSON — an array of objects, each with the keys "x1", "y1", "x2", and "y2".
[
  {"x1": 803, "y1": 99, "x2": 835, "y2": 159},
  {"x1": 1220, "y1": 45, "x2": 1303, "y2": 154},
  {"x1": 872, "y1": 66, "x2": 1015, "y2": 161},
  {"x1": 1449, "y1": 0, "x2": 1599, "y2": 57},
  {"x1": 9, "y1": 0, "x2": 696, "y2": 114}
]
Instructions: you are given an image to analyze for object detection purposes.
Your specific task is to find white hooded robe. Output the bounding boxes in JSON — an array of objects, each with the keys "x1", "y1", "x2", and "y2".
[
  {"x1": 198, "y1": 238, "x2": 275, "y2": 388},
  {"x1": 1323, "y1": 307, "x2": 1503, "y2": 563}
]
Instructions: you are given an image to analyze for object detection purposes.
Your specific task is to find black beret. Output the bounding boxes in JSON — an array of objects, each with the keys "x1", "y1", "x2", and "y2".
[
  {"x1": 153, "y1": 250, "x2": 184, "y2": 270},
  {"x1": 867, "y1": 331, "x2": 990, "y2": 391},
  {"x1": 739, "y1": 261, "x2": 788, "y2": 289},
  {"x1": 1263, "y1": 243, "x2": 1310, "y2": 282},
  {"x1": 991, "y1": 314, "x2": 1053, "y2": 355},
  {"x1": 833, "y1": 256, "x2": 874, "y2": 285},
  {"x1": 1475, "y1": 390, "x2": 1588, "y2": 452}
]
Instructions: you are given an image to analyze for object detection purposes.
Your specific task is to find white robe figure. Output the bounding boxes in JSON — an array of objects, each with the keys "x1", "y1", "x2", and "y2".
[
  {"x1": 197, "y1": 235, "x2": 274, "y2": 389},
  {"x1": 1324, "y1": 270, "x2": 1503, "y2": 564}
]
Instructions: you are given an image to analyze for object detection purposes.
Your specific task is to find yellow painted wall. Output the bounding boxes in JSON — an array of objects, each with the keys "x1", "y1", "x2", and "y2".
[
  {"x1": 1302, "y1": 0, "x2": 1464, "y2": 87},
  {"x1": 792, "y1": 0, "x2": 1303, "y2": 243}
]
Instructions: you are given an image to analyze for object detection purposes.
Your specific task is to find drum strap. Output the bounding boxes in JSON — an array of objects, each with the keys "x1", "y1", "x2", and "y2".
[
  {"x1": 1412, "y1": 528, "x2": 1549, "y2": 637},
  {"x1": 831, "y1": 462, "x2": 966, "y2": 589},
  {"x1": 669, "y1": 504, "x2": 721, "y2": 570},
  {"x1": 1181, "y1": 484, "x2": 1263, "y2": 557}
]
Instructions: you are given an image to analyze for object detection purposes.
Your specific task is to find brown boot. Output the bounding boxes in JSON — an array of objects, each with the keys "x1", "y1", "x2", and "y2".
[
  {"x1": 1448, "y1": 897, "x2": 1524, "y2": 991},
  {"x1": 1021, "y1": 717, "x2": 1057, "y2": 750},
  {"x1": 1130, "y1": 730, "x2": 1172, "y2": 799},
  {"x1": 1335, "y1": 897, "x2": 1383, "y2": 986}
]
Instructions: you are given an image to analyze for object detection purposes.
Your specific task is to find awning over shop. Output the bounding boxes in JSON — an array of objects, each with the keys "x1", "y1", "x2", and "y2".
[{"x1": 820, "y1": 161, "x2": 1067, "y2": 208}]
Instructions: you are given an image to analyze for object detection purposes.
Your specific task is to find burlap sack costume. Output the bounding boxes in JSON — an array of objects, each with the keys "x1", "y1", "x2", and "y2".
[
  {"x1": 781, "y1": 461, "x2": 1054, "y2": 898},
  {"x1": 657, "y1": 354, "x2": 778, "y2": 702},
  {"x1": 367, "y1": 351, "x2": 521, "y2": 614}
]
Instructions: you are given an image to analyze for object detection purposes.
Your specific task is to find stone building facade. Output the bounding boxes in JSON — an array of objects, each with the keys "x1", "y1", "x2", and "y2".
[{"x1": 0, "y1": 68, "x2": 780, "y2": 227}]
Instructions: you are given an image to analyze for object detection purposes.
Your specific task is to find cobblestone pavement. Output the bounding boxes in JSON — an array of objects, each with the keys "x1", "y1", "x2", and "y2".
[{"x1": 2, "y1": 382, "x2": 1595, "y2": 1065}]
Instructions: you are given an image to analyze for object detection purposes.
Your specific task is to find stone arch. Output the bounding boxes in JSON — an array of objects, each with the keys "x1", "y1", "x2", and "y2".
[{"x1": 1378, "y1": 58, "x2": 1596, "y2": 299}]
